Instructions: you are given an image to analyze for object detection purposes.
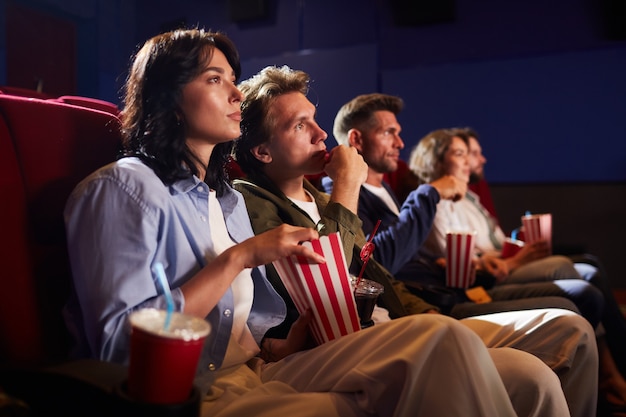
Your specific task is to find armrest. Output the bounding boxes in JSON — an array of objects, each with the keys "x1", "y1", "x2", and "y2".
[{"x1": 0, "y1": 359, "x2": 200, "y2": 417}]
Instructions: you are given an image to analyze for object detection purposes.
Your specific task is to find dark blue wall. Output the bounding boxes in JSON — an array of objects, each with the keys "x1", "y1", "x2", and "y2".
[
  {"x1": 2, "y1": 0, "x2": 625, "y2": 183},
  {"x1": 133, "y1": 0, "x2": 626, "y2": 184},
  {"x1": 384, "y1": 48, "x2": 626, "y2": 183}
]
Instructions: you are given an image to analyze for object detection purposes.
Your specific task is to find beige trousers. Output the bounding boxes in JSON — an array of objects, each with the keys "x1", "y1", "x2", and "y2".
[
  {"x1": 202, "y1": 312, "x2": 584, "y2": 417},
  {"x1": 461, "y1": 308, "x2": 598, "y2": 417}
]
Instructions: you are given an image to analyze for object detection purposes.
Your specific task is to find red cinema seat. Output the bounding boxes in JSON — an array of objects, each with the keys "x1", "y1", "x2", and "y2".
[
  {"x1": 0, "y1": 109, "x2": 43, "y2": 365},
  {"x1": 0, "y1": 94, "x2": 205, "y2": 417},
  {"x1": 0, "y1": 85, "x2": 55, "y2": 99},
  {"x1": 53, "y1": 95, "x2": 120, "y2": 116},
  {"x1": 0, "y1": 94, "x2": 122, "y2": 368}
]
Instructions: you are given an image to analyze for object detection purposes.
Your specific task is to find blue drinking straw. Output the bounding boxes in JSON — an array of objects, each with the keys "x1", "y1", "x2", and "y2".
[{"x1": 153, "y1": 262, "x2": 174, "y2": 331}]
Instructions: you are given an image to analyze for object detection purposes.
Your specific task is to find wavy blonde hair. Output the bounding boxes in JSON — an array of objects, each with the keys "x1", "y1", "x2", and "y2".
[{"x1": 409, "y1": 128, "x2": 467, "y2": 183}]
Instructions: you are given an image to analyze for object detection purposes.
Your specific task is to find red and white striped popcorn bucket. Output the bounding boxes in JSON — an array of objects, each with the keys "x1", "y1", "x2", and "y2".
[
  {"x1": 445, "y1": 231, "x2": 477, "y2": 289},
  {"x1": 521, "y1": 213, "x2": 552, "y2": 252},
  {"x1": 272, "y1": 232, "x2": 361, "y2": 345}
]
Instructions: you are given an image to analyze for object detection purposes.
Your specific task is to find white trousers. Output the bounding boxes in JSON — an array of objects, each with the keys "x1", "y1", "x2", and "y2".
[{"x1": 202, "y1": 312, "x2": 585, "y2": 417}]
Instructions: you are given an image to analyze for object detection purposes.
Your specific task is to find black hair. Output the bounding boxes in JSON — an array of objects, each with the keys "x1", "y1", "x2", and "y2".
[{"x1": 121, "y1": 28, "x2": 241, "y2": 195}]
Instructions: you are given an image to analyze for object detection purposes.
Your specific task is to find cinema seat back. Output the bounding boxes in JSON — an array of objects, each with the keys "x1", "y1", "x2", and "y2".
[
  {"x1": 53, "y1": 95, "x2": 120, "y2": 116},
  {"x1": 0, "y1": 94, "x2": 122, "y2": 367}
]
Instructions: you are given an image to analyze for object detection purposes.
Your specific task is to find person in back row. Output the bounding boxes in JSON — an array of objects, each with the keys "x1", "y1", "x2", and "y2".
[
  {"x1": 61, "y1": 28, "x2": 535, "y2": 417},
  {"x1": 232, "y1": 65, "x2": 599, "y2": 417},
  {"x1": 326, "y1": 95, "x2": 593, "y2": 318},
  {"x1": 412, "y1": 127, "x2": 626, "y2": 415},
  {"x1": 328, "y1": 93, "x2": 624, "y2": 415},
  {"x1": 459, "y1": 126, "x2": 626, "y2": 411}
]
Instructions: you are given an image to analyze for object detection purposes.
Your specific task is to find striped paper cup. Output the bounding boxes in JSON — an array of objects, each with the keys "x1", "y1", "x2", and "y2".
[
  {"x1": 445, "y1": 231, "x2": 477, "y2": 289},
  {"x1": 272, "y1": 232, "x2": 361, "y2": 345},
  {"x1": 521, "y1": 213, "x2": 552, "y2": 252}
]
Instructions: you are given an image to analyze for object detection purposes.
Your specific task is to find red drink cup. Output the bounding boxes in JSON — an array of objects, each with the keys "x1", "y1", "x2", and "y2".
[
  {"x1": 501, "y1": 237, "x2": 525, "y2": 259},
  {"x1": 127, "y1": 308, "x2": 210, "y2": 404},
  {"x1": 446, "y1": 231, "x2": 476, "y2": 289},
  {"x1": 521, "y1": 213, "x2": 552, "y2": 252}
]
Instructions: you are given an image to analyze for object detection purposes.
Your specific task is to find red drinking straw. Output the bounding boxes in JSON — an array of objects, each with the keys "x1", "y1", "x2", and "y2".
[{"x1": 355, "y1": 219, "x2": 382, "y2": 288}]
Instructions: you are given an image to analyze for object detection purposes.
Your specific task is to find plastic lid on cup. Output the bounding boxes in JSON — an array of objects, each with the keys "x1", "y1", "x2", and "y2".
[{"x1": 350, "y1": 276, "x2": 384, "y2": 295}]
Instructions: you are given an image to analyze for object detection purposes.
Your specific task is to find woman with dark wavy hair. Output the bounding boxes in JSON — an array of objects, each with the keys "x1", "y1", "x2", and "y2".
[
  {"x1": 63, "y1": 29, "x2": 533, "y2": 417},
  {"x1": 120, "y1": 29, "x2": 241, "y2": 194}
]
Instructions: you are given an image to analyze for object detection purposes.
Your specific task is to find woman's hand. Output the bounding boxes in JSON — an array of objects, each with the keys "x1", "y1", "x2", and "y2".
[
  {"x1": 479, "y1": 254, "x2": 509, "y2": 282},
  {"x1": 260, "y1": 309, "x2": 315, "y2": 362},
  {"x1": 238, "y1": 224, "x2": 325, "y2": 269},
  {"x1": 509, "y1": 240, "x2": 550, "y2": 268},
  {"x1": 181, "y1": 224, "x2": 323, "y2": 318}
]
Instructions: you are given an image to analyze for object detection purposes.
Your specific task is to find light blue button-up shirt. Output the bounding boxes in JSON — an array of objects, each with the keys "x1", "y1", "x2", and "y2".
[{"x1": 63, "y1": 157, "x2": 286, "y2": 392}]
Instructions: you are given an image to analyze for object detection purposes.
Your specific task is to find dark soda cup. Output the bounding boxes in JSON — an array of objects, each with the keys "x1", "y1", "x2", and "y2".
[{"x1": 351, "y1": 277, "x2": 384, "y2": 329}]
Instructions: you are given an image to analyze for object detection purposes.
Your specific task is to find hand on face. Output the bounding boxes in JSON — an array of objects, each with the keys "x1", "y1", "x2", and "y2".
[
  {"x1": 429, "y1": 175, "x2": 467, "y2": 202},
  {"x1": 324, "y1": 145, "x2": 368, "y2": 188}
]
